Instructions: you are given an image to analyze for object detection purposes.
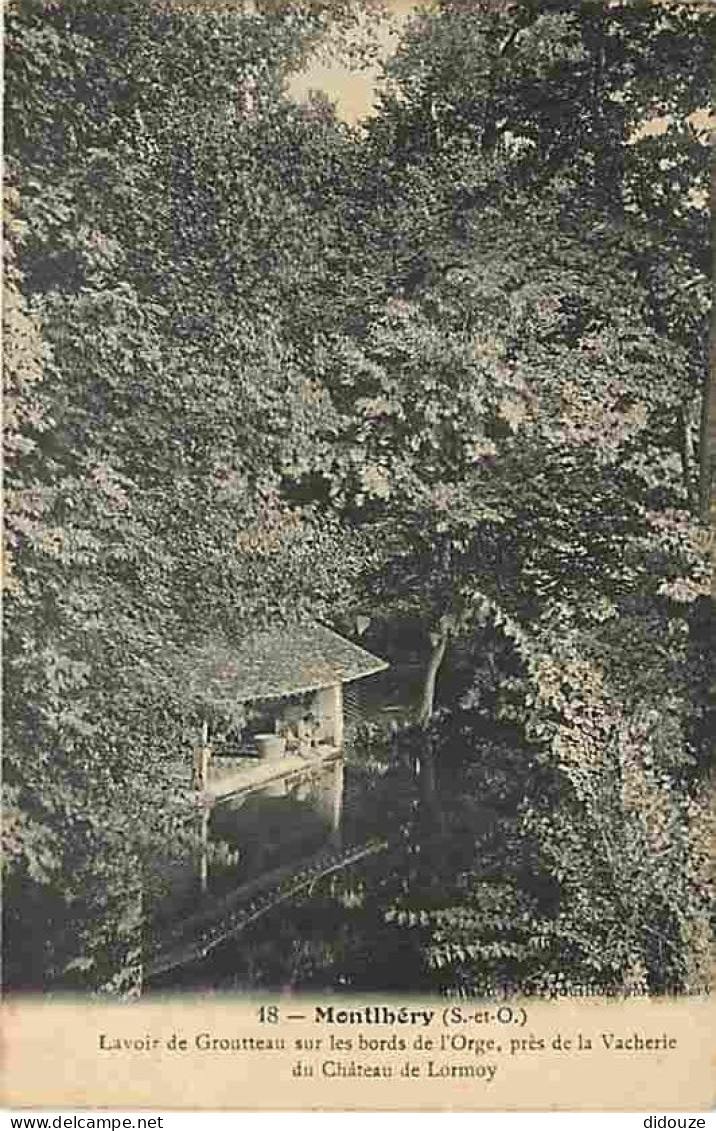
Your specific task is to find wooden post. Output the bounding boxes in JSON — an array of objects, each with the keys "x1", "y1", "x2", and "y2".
[
  {"x1": 193, "y1": 720, "x2": 211, "y2": 791},
  {"x1": 330, "y1": 757, "x2": 344, "y2": 848},
  {"x1": 198, "y1": 803, "x2": 210, "y2": 895},
  {"x1": 193, "y1": 720, "x2": 211, "y2": 893},
  {"x1": 314, "y1": 683, "x2": 344, "y2": 749}
]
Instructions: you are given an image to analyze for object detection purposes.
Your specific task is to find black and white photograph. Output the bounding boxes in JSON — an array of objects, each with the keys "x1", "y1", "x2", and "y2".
[{"x1": 4, "y1": 0, "x2": 713, "y2": 1037}]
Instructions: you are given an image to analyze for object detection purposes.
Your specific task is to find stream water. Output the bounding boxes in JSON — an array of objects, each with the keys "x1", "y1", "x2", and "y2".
[
  {"x1": 144, "y1": 749, "x2": 422, "y2": 995},
  {"x1": 145, "y1": 662, "x2": 442, "y2": 995}
]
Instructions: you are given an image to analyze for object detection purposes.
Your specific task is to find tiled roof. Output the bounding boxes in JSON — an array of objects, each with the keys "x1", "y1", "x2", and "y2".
[{"x1": 182, "y1": 622, "x2": 388, "y2": 706}]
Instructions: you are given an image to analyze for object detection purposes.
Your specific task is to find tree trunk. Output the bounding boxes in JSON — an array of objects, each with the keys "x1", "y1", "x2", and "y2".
[
  {"x1": 415, "y1": 623, "x2": 450, "y2": 829},
  {"x1": 418, "y1": 623, "x2": 450, "y2": 728}
]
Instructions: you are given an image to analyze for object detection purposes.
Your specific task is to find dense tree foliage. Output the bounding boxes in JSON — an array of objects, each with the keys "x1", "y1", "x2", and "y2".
[
  {"x1": 4, "y1": 0, "x2": 712, "y2": 994},
  {"x1": 4, "y1": 0, "x2": 369, "y2": 991}
]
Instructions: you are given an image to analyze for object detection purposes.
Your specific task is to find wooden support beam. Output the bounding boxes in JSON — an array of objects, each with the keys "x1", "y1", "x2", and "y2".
[
  {"x1": 193, "y1": 719, "x2": 212, "y2": 893},
  {"x1": 313, "y1": 683, "x2": 344, "y2": 749},
  {"x1": 198, "y1": 804, "x2": 209, "y2": 895}
]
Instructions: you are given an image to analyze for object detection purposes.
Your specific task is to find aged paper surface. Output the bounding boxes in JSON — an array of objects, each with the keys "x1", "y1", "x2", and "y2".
[
  {"x1": 3, "y1": 0, "x2": 713, "y2": 1114},
  {"x1": 2, "y1": 994, "x2": 714, "y2": 1111}
]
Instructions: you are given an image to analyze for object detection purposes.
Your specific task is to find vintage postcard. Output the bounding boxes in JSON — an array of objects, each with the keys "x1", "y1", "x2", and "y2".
[{"x1": 3, "y1": 0, "x2": 714, "y2": 1113}]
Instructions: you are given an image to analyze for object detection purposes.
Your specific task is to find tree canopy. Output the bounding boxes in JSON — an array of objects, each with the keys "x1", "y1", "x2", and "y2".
[{"x1": 4, "y1": 0, "x2": 712, "y2": 995}]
